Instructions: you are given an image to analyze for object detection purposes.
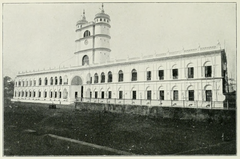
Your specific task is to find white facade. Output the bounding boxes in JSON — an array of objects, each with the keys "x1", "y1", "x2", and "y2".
[{"x1": 12, "y1": 6, "x2": 228, "y2": 109}]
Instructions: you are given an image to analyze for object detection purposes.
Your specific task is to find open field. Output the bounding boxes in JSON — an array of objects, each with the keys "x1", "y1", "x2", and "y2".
[{"x1": 4, "y1": 103, "x2": 236, "y2": 156}]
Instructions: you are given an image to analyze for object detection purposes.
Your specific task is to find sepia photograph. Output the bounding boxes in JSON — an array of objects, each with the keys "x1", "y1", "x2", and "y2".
[{"x1": 2, "y1": 1, "x2": 237, "y2": 156}]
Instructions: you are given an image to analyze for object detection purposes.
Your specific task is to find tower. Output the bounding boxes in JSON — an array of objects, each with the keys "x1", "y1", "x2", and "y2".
[{"x1": 75, "y1": 4, "x2": 111, "y2": 66}]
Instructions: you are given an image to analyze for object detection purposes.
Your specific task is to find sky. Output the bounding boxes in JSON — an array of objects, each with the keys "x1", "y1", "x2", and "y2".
[{"x1": 2, "y1": 2, "x2": 236, "y2": 80}]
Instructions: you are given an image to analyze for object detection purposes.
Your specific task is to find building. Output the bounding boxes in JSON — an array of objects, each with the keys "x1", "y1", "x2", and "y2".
[{"x1": 12, "y1": 5, "x2": 228, "y2": 108}]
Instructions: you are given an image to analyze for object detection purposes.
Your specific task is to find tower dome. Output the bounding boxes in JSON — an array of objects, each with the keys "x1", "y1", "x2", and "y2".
[
  {"x1": 94, "y1": 4, "x2": 110, "y2": 21},
  {"x1": 76, "y1": 10, "x2": 88, "y2": 26}
]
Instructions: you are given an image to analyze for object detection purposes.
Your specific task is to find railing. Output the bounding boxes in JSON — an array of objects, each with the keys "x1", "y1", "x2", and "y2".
[{"x1": 75, "y1": 97, "x2": 235, "y2": 110}]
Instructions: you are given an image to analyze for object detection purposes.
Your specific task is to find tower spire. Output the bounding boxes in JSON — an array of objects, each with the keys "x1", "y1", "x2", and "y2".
[
  {"x1": 82, "y1": 9, "x2": 86, "y2": 20},
  {"x1": 101, "y1": 3, "x2": 104, "y2": 13}
]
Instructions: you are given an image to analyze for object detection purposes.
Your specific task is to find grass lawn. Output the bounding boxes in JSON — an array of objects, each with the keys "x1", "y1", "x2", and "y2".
[{"x1": 4, "y1": 103, "x2": 236, "y2": 156}]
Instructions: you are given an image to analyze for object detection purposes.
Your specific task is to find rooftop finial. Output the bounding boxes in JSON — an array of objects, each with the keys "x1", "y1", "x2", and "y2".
[
  {"x1": 101, "y1": 3, "x2": 104, "y2": 13},
  {"x1": 82, "y1": 9, "x2": 86, "y2": 20}
]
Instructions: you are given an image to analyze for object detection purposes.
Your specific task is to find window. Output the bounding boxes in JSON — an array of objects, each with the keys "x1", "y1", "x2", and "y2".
[
  {"x1": 188, "y1": 67, "x2": 194, "y2": 78},
  {"x1": 173, "y1": 90, "x2": 178, "y2": 100},
  {"x1": 26, "y1": 81, "x2": 28, "y2": 86},
  {"x1": 147, "y1": 91, "x2": 151, "y2": 100},
  {"x1": 45, "y1": 77, "x2": 48, "y2": 85},
  {"x1": 30, "y1": 81, "x2": 32, "y2": 86},
  {"x1": 147, "y1": 71, "x2": 151, "y2": 80},
  {"x1": 25, "y1": 91, "x2": 28, "y2": 97},
  {"x1": 160, "y1": 91, "x2": 164, "y2": 100},
  {"x1": 132, "y1": 91, "x2": 136, "y2": 99},
  {"x1": 90, "y1": 92, "x2": 92, "y2": 98},
  {"x1": 206, "y1": 90, "x2": 212, "y2": 101},
  {"x1": 94, "y1": 73, "x2": 98, "y2": 83},
  {"x1": 22, "y1": 91, "x2": 24, "y2": 97},
  {"x1": 59, "y1": 76, "x2": 62, "y2": 85},
  {"x1": 95, "y1": 91, "x2": 98, "y2": 98},
  {"x1": 55, "y1": 77, "x2": 58, "y2": 85},
  {"x1": 158, "y1": 70, "x2": 164, "y2": 80},
  {"x1": 39, "y1": 91, "x2": 41, "y2": 98},
  {"x1": 108, "y1": 91, "x2": 112, "y2": 99},
  {"x1": 39, "y1": 78, "x2": 42, "y2": 85},
  {"x1": 205, "y1": 66, "x2": 212, "y2": 77},
  {"x1": 172, "y1": 69, "x2": 178, "y2": 79},
  {"x1": 101, "y1": 73, "x2": 105, "y2": 83},
  {"x1": 119, "y1": 91, "x2": 123, "y2": 99},
  {"x1": 100, "y1": 18, "x2": 102, "y2": 21},
  {"x1": 101, "y1": 91, "x2": 104, "y2": 99},
  {"x1": 82, "y1": 55, "x2": 89, "y2": 66},
  {"x1": 188, "y1": 90, "x2": 194, "y2": 101},
  {"x1": 33, "y1": 91, "x2": 36, "y2": 97},
  {"x1": 131, "y1": 69, "x2": 137, "y2": 81},
  {"x1": 23, "y1": 81, "x2": 24, "y2": 86},
  {"x1": 108, "y1": 71, "x2": 112, "y2": 82},
  {"x1": 18, "y1": 81, "x2": 21, "y2": 86},
  {"x1": 59, "y1": 91, "x2": 61, "y2": 98},
  {"x1": 50, "y1": 91, "x2": 53, "y2": 98},
  {"x1": 50, "y1": 77, "x2": 53, "y2": 85},
  {"x1": 29, "y1": 91, "x2": 31, "y2": 97},
  {"x1": 34, "y1": 80, "x2": 36, "y2": 86},
  {"x1": 55, "y1": 92, "x2": 57, "y2": 98},
  {"x1": 83, "y1": 30, "x2": 90, "y2": 37},
  {"x1": 118, "y1": 70, "x2": 123, "y2": 82},
  {"x1": 44, "y1": 91, "x2": 47, "y2": 98}
]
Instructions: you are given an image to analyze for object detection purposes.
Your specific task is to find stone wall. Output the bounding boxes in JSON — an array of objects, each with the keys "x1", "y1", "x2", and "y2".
[{"x1": 75, "y1": 102, "x2": 235, "y2": 122}]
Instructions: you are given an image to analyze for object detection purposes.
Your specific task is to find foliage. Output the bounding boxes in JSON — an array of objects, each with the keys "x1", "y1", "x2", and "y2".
[{"x1": 4, "y1": 76, "x2": 14, "y2": 105}]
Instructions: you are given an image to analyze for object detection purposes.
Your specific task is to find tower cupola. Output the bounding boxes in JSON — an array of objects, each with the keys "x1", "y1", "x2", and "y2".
[{"x1": 94, "y1": 4, "x2": 110, "y2": 23}]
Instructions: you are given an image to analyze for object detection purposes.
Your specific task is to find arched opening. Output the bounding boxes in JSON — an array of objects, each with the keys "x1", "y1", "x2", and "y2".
[
  {"x1": 101, "y1": 72, "x2": 105, "y2": 83},
  {"x1": 187, "y1": 85, "x2": 194, "y2": 101},
  {"x1": 59, "y1": 76, "x2": 62, "y2": 85},
  {"x1": 118, "y1": 70, "x2": 123, "y2": 82},
  {"x1": 50, "y1": 77, "x2": 53, "y2": 85},
  {"x1": 71, "y1": 76, "x2": 82, "y2": 85},
  {"x1": 108, "y1": 71, "x2": 112, "y2": 82},
  {"x1": 204, "y1": 61, "x2": 212, "y2": 77},
  {"x1": 39, "y1": 78, "x2": 42, "y2": 86},
  {"x1": 82, "y1": 55, "x2": 89, "y2": 66},
  {"x1": 45, "y1": 77, "x2": 48, "y2": 85},
  {"x1": 158, "y1": 86, "x2": 164, "y2": 100},
  {"x1": 204, "y1": 85, "x2": 212, "y2": 101},
  {"x1": 172, "y1": 86, "x2": 178, "y2": 101},
  {"x1": 83, "y1": 30, "x2": 91, "y2": 37},
  {"x1": 86, "y1": 73, "x2": 92, "y2": 84},
  {"x1": 94, "y1": 73, "x2": 98, "y2": 83},
  {"x1": 64, "y1": 75, "x2": 68, "y2": 85},
  {"x1": 55, "y1": 77, "x2": 58, "y2": 85},
  {"x1": 187, "y1": 63, "x2": 194, "y2": 78},
  {"x1": 131, "y1": 69, "x2": 137, "y2": 81}
]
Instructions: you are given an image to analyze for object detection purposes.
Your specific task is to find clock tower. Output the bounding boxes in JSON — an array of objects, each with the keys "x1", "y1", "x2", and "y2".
[{"x1": 75, "y1": 4, "x2": 111, "y2": 66}]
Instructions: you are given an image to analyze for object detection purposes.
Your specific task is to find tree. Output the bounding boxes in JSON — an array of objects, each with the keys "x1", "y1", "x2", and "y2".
[{"x1": 4, "y1": 76, "x2": 14, "y2": 105}]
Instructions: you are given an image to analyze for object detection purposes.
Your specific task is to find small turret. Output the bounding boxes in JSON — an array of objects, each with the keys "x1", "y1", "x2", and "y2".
[
  {"x1": 94, "y1": 4, "x2": 110, "y2": 23},
  {"x1": 76, "y1": 10, "x2": 88, "y2": 29}
]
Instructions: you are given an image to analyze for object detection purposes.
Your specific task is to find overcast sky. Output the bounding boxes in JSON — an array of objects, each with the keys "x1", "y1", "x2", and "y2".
[{"x1": 3, "y1": 2, "x2": 236, "y2": 79}]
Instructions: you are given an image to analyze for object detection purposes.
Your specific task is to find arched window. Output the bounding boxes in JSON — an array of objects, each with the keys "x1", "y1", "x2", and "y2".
[
  {"x1": 59, "y1": 76, "x2": 62, "y2": 85},
  {"x1": 18, "y1": 81, "x2": 21, "y2": 86},
  {"x1": 38, "y1": 90, "x2": 41, "y2": 98},
  {"x1": 33, "y1": 80, "x2": 36, "y2": 86},
  {"x1": 44, "y1": 90, "x2": 47, "y2": 98},
  {"x1": 25, "y1": 91, "x2": 28, "y2": 97},
  {"x1": 82, "y1": 55, "x2": 89, "y2": 66},
  {"x1": 45, "y1": 77, "x2": 48, "y2": 85},
  {"x1": 29, "y1": 91, "x2": 32, "y2": 97},
  {"x1": 86, "y1": 73, "x2": 92, "y2": 84},
  {"x1": 59, "y1": 90, "x2": 62, "y2": 98},
  {"x1": 22, "y1": 91, "x2": 24, "y2": 97},
  {"x1": 118, "y1": 70, "x2": 123, "y2": 82},
  {"x1": 30, "y1": 80, "x2": 32, "y2": 86},
  {"x1": 101, "y1": 72, "x2": 105, "y2": 83},
  {"x1": 94, "y1": 73, "x2": 98, "y2": 83},
  {"x1": 50, "y1": 77, "x2": 53, "y2": 85},
  {"x1": 39, "y1": 78, "x2": 42, "y2": 85},
  {"x1": 187, "y1": 63, "x2": 194, "y2": 79},
  {"x1": 26, "y1": 81, "x2": 28, "y2": 87},
  {"x1": 83, "y1": 30, "x2": 90, "y2": 37},
  {"x1": 131, "y1": 69, "x2": 137, "y2": 81},
  {"x1": 55, "y1": 77, "x2": 58, "y2": 85},
  {"x1": 108, "y1": 71, "x2": 112, "y2": 82},
  {"x1": 204, "y1": 61, "x2": 212, "y2": 77}
]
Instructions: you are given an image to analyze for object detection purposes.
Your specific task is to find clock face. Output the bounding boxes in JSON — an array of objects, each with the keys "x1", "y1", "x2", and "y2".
[{"x1": 84, "y1": 40, "x2": 88, "y2": 45}]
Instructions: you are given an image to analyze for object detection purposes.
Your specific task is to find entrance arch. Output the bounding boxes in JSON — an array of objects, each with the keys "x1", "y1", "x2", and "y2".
[{"x1": 70, "y1": 76, "x2": 83, "y2": 102}]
